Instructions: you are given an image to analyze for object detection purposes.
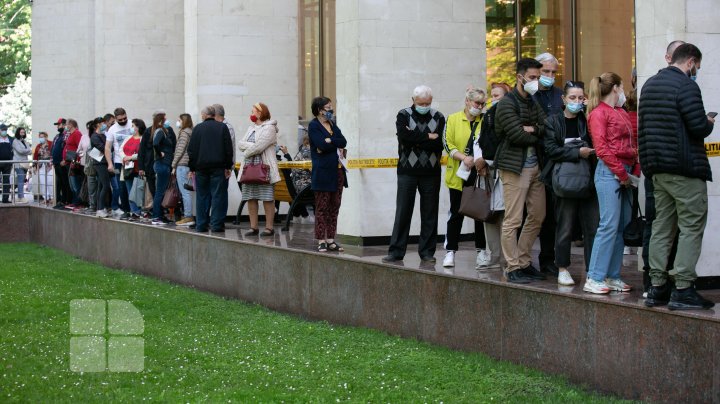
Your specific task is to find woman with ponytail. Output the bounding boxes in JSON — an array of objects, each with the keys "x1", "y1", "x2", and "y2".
[{"x1": 583, "y1": 73, "x2": 640, "y2": 294}]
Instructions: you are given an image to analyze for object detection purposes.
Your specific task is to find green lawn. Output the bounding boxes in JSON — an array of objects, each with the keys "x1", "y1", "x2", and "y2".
[{"x1": 0, "y1": 243, "x2": 629, "y2": 403}]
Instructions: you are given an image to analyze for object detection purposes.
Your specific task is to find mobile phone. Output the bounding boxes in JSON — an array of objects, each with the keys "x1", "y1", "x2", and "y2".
[{"x1": 708, "y1": 112, "x2": 718, "y2": 118}]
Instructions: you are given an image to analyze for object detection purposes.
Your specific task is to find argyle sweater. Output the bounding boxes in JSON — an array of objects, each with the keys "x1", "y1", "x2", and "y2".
[{"x1": 395, "y1": 106, "x2": 445, "y2": 176}]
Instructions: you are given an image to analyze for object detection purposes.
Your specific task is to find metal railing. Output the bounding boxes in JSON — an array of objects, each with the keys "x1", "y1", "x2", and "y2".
[{"x1": 0, "y1": 160, "x2": 55, "y2": 206}]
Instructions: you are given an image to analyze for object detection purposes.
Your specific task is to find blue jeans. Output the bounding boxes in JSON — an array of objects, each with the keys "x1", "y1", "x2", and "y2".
[
  {"x1": 587, "y1": 160, "x2": 632, "y2": 282},
  {"x1": 15, "y1": 167, "x2": 26, "y2": 199},
  {"x1": 153, "y1": 161, "x2": 171, "y2": 219},
  {"x1": 124, "y1": 176, "x2": 142, "y2": 214},
  {"x1": 195, "y1": 169, "x2": 228, "y2": 231},
  {"x1": 176, "y1": 165, "x2": 193, "y2": 218},
  {"x1": 110, "y1": 163, "x2": 121, "y2": 210},
  {"x1": 69, "y1": 171, "x2": 83, "y2": 204}
]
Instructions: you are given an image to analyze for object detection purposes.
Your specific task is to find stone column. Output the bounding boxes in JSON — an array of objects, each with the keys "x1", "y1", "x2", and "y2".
[
  {"x1": 635, "y1": 0, "x2": 720, "y2": 277},
  {"x1": 335, "y1": 0, "x2": 487, "y2": 240}
]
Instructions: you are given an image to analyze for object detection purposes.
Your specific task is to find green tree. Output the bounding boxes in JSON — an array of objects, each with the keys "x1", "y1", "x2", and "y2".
[
  {"x1": 0, "y1": 73, "x2": 31, "y2": 132},
  {"x1": 0, "y1": 0, "x2": 31, "y2": 95}
]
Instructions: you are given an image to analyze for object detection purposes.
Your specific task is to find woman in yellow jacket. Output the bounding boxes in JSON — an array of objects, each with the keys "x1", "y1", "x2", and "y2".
[{"x1": 441, "y1": 87, "x2": 490, "y2": 268}]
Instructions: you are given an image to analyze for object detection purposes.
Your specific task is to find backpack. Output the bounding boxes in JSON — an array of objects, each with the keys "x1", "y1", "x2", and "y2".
[{"x1": 477, "y1": 104, "x2": 500, "y2": 160}]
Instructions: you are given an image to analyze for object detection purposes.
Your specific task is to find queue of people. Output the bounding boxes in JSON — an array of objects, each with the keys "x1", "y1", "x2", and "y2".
[{"x1": 2, "y1": 41, "x2": 714, "y2": 310}]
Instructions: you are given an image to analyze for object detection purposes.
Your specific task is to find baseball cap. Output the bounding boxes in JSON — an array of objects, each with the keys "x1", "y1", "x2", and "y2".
[
  {"x1": 54, "y1": 118, "x2": 67, "y2": 125},
  {"x1": 0, "y1": 123, "x2": 8, "y2": 131},
  {"x1": 152, "y1": 109, "x2": 166, "y2": 117}
]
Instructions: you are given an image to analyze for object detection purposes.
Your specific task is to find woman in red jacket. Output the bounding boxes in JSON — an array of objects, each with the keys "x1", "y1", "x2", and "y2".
[{"x1": 584, "y1": 72, "x2": 640, "y2": 295}]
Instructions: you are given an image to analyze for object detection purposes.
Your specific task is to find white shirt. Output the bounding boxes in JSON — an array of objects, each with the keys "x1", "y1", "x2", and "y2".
[{"x1": 106, "y1": 122, "x2": 134, "y2": 165}]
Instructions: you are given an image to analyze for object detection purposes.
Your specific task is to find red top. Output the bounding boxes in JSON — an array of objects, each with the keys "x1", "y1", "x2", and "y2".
[
  {"x1": 588, "y1": 102, "x2": 640, "y2": 181},
  {"x1": 62, "y1": 129, "x2": 82, "y2": 161},
  {"x1": 628, "y1": 111, "x2": 638, "y2": 138},
  {"x1": 123, "y1": 136, "x2": 141, "y2": 173}
]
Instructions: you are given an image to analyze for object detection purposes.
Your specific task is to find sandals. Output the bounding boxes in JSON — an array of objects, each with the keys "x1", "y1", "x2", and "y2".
[
  {"x1": 318, "y1": 242, "x2": 328, "y2": 252},
  {"x1": 244, "y1": 228, "x2": 259, "y2": 236},
  {"x1": 260, "y1": 228, "x2": 275, "y2": 237},
  {"x1": 327, "y1": 242, "x2": 344, "y2": 252}
]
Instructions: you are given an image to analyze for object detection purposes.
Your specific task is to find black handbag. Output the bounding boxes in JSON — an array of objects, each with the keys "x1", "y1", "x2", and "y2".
[
  {"x1": 623, "y1": 189, "x2": 645, "y2": 247},
  {"x1": 551, "y1": 139, "x2": 592, "y2": 198}
]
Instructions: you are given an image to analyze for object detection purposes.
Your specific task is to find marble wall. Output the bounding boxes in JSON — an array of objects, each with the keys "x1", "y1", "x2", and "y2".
[
  {"x1": 335, "y1": 0, "x2": 487, "y2": 238},
  {"x1": 635, "y1": 0, "x2": 720, "y2": 277}
]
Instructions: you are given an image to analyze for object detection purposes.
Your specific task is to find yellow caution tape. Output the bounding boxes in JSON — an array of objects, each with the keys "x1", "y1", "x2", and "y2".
[
  {"x1": 706, "y1": 142, "x2": 720, "y2": 158},
  {"x1": 237, "y1": 156, "x2": 450, "y2": 170}
]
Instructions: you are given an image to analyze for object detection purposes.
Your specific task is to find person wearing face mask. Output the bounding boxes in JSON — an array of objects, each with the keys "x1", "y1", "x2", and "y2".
[
  {"x1": 150, "y1": 110, "x2": 177, "y2": 225},
  {"x1": 531, "y1": 52, "x2": 566, "y2": 276},
  {"x1": 639, "y1": 43, "x2": 715, "y2": 310},
  {"x1": 0, "y1": 123, "x2": 13, "y2": 203},
  {"x1": 62, "y1": 119, "x2": 84, "y2": 208},
  {"x1": 383, "y1": 85, "x2": 445, "y2": 263},
  {"x1": 542, "y1": 81, "x2": 598, "y2": 286},
  {"x1": 105, "y1": 108, "x2": 134, "y2": 218},
  {"x1": 32, "y1": 131, "x2": 54, "y2": 203},
  {"x1": 171, "y1": 114, "x2": 195, "y2": 226},
  {"x1": 89, "y1": 117, "x2": 111, "y2": 217},
  {"x1": 494, "y1": 58, "x2": 547, "y2": 284},
  {"x1": 11, "y1": 127, "x2": 32, "y2": 203},
  {"x1": 583, "y1": 72, "x2": 638, "y2": 294},
  {"x1": 120, "y1": 119, "x2": 145, "y2": 219},
  {"x1": 51, "y1": 118, "x2": 72, "y2": 207},
  {"x1": 440, "y1": 87, "x2": 489, "y2": 269},
  {"x1": 238, "y1": 102, "x2": 282, "y2": 237},
  {"x1": 188, "y1": 105, "x2": 234, "y2": 233}
]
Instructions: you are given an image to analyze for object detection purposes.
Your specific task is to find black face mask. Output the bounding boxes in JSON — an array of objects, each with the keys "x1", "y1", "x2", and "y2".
[{"x1": 117, "y1": 119, "x2": 128, "y2": 126}]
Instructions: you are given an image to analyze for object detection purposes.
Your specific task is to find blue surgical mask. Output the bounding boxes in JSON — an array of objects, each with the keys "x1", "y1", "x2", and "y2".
[
  {"x1": 539, "y1": 75, "x2": 555, "y2": 88},
  {"x1": 100, "y1": 124, "x2": 107, "y2": 133},
  {"x1": 163, "y1": 120, "x2": 171, "y2": 129},
  {"x1": 415, "y1": 105, "x2": 431, "y2": 115},
  {"x1": 690, "y1": 64, "x2": 699, "y2": 81},
  {"x1": 0, "y1": 131, "x2": 7, "y2": 137},
  {"x1": 39, "y1": 137, "x2": 47, "y2": 144},
  {"x1": 566, "y1": 102, "x2": 584, "y2": 114}
]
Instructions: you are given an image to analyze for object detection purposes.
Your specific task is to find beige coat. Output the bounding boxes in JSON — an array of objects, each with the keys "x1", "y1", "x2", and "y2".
[{"x1": 237, "y1": 120, "x2": 281, "y2": 184}]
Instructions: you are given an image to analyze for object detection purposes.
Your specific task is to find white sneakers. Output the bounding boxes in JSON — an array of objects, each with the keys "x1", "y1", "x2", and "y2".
[
  {"x1": 605, "y1": 278, "x2": 632, "y2": 292},
  {"x1": 443, "y1": 251, "x2": 455, "y2": 268},
  {"x1": 557, "y1": 269, "x2": 575, "y2": 286},
  {"x1": 583, "y1": 278, "x2": 610, "y2": 294},
  {"x1": 96, "y1": 210, "x2": 109, "y2": 218},
  {"x1": 475, "y1": 249, "x2": 492, "y2": 269},
  {"x1": 111, "y1": 208, "x2": 125, "y2": 218}
]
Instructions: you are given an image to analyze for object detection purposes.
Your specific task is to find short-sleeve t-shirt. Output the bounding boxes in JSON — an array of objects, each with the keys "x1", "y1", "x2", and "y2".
[{"x1": 106, "y1": 122, "x2": 134, "y2": 165}]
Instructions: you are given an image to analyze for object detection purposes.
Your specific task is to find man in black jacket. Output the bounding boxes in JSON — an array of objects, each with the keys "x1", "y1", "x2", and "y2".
[
  {"x1": 383, "y1": 85, "x2": 445, "y2": 263},
  {"x1": 639, "y1": 43, "x2": 715, "y2": 310},
  {"x1": 188, "y1": 105, "x2": 233, "y2": 233},
  {"x1": 494, "y1": 58, "x2": 548, "y2": 284}
]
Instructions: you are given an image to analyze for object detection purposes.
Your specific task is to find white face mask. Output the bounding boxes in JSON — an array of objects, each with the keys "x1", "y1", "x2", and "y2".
[
  {"x1": 468, "y1": 106, "x2": 482, "y2": 117},
  {"x1": 176, "y1": 121, "x2": 181, "y2": 128},
  {"x1": 616, "y1": 89, "x2": 626, "y2": 108},
  {"x1": 523, "y1": 78, "x2": 539, "y2": 95}
]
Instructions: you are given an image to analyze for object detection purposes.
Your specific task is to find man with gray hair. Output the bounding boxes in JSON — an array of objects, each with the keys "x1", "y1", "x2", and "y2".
[
  {"x1": 533, "y1": 52, "x2": 565, "y2": 276},
  {"x1": 212, "y1": 104, "x2": 236, "y2": 164},
  {"x1": 188, "y1": 105, "x2": 233, "y2": 233},
  {"x1": 383, "y1": 85, "x2": 445, "y2": 263}
]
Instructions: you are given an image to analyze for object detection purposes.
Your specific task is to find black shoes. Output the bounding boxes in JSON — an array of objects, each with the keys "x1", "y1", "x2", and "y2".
[
  {"x1": 644, "y1": 283, "x2": 671, "y2": 307},
  {"x1": 420, "y1": 256, "x2": 436, "y2": 263},
  {"x1": 668, "y1": 285, "x2": 715, "y2": 311},
  {"x1": 382, "y1": 255, "x2": 403, "y2": 263},
  {"x1": 521, "y1": 264, "x2": 547, "y2": 280},
  {"x1": 541, "y1": 263, "x2": 559, "y2": 277},
  {"x1": 506, "y1": 270, "x2": 532, "y2": 284}
]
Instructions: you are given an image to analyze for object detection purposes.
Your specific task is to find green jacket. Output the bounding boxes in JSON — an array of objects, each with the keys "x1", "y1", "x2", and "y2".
[{"x1": 494, "y1": 88, "x2": 547, "y2": 174}]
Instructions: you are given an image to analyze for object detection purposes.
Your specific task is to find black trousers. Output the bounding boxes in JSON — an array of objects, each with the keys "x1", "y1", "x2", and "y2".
[
  {"x1": 554, "y1": 194, "x2": 599, "y2": 269},
  {"x1": 54, "y1": 163, "x2": 72, "y2": 204},
  {"x1": 538, "y1": 186, "x2": 556, "y2": 267},
  {"x1": 0, "y1": 165, "x2": 11, "y2": 202},
  {"x1": 388, "y1": 174, "x2": 441, "y2": 259},
  {"x1": 445, "y1": 188, "x2": 486, "y2": 251}
]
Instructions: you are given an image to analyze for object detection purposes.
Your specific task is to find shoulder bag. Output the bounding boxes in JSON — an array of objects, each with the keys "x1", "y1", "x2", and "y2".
[
  {"x1": 552, "y1": 139, "x2": 592, "y2": 198},
  {"x1": 161, "y1": 174, "x2": 180, "y2": 208},
  {"x1": 623, "y1": 189, "x2": 645, "y2": 247},
  {"x1": 459, "y1": 174, "x2": 497, "y2": 222}
]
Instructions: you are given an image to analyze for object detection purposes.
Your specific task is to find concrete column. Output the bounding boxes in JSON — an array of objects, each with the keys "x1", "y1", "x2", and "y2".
[
  {"x1": 193, "y1": 0, "x2": 299, "y2": 148},
  {"x1": 635, "y1": 0, "x2": 720, "y2": 277},
  {"x1": 335, "y1": 0, "x2": 487, "y2": 239}
]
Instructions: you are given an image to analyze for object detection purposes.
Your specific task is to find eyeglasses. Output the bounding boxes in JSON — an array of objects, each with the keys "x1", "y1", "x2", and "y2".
[{"x1": 565, "y1": 80, "x2": 585, "y2": 89}]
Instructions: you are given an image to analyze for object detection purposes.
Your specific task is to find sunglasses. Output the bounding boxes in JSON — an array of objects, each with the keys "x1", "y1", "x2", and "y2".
[{"x1": 565, "y1": 80, "x2": 585, "y2": 89}]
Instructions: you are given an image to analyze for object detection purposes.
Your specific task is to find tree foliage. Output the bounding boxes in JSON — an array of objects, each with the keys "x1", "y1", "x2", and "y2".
[
  {"x1": 0, "y1": 73, "x2": 31, "y2": 132},
  {"x1": 0, "y1": 0, "x2": 31, "y2": 95}
]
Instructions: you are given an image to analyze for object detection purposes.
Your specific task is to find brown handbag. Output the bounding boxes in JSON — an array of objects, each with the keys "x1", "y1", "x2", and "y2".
[
  {"x1": 459, "y1": 174, "x2": 496, "y2": 222},
  {"x1": 161, "y1": 175, "x2": 180, "y2": 208},
  {"x1": 239, "y1": 158, "x2": 270, "y2": 185}
]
